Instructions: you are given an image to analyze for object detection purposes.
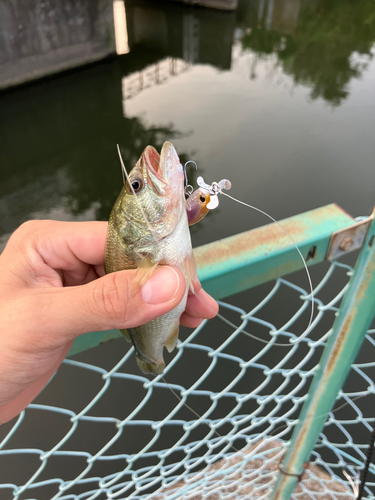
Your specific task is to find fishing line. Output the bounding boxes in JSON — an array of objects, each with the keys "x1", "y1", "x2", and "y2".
[
  {"x1": 120, "y1": 151, "x2": 126, "y2": 185},
  {"x1": 115, "y1": 147, "x2": 370, "y2": 491},
  {"x1": 162, "y1": 373, "x2": 372, "y2": 479},
  {"x1": 162, "y1": 376, "x2": 241, "y2": 455},
  {"x1": 217, "y1": 310, "x2": 309, "y2": 348},
  {"x1": 221, "y1": 191, "x2": 315, "y2": 345},
  {"x1": 117, "y1": 145, "x2": 160, "y2": 248},
  {"x1": 268, "y1": 393, "x2": 370, "y2": 439}
]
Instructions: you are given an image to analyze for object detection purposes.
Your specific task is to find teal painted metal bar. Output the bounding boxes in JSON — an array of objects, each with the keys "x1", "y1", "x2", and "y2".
[
  {"x1": 269, "y1": 210, "x2": 375, "y2": 500},
  {"x1": 193, "y1": 203, "x2": 354, "y2": 299},
  {"x1": 68, "y1": 203, "x2": 354, "y2": 357}
]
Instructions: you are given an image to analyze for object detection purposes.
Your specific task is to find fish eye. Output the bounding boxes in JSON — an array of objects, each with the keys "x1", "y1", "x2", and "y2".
[
  {"x1": 199, "y1": 195, "x2": 206, "y2": 204},
  {"x1": 129, "y1": 178, "x2": 143, "y2": 193}
]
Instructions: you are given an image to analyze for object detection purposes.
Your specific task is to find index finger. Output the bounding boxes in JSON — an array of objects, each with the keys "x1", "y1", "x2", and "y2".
[{"x1": 5, "y1": 220, "x2": 108, "y2": 277}]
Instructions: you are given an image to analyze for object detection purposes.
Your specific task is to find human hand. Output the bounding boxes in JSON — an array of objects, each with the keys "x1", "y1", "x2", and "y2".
[{"x1": 0, "y1": 220, "x2": 218, "y2": 424}]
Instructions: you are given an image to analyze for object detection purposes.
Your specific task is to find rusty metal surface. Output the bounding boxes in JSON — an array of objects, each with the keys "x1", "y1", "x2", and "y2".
[
  {"x1": 69, "y1": 203, "x2": 355, "y2": 356},
  {"x1": 325, "y1": 209, "x2": 374, "y2": 261},
  {"x1": 269, "y1": 208, "x2": 375, "y2": 500},
  {"x1": 194, "y1": 203, "x2": 354, "y2": 300}
]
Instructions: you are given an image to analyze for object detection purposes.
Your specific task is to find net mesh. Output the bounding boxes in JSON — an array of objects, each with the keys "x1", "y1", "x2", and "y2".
[{"x1": 1, "y1": 258, "x2": 374, "y2": 500}]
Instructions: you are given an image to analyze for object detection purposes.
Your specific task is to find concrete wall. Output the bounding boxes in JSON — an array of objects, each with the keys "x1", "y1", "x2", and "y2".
[{"x1": 0, "y1": 0, "x2": 115, "y2": 89}]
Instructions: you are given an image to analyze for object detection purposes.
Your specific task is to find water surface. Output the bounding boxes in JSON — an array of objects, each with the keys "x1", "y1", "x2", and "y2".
[{"x1": 1, "y1": 0, "x2": 374, "y2": 253}]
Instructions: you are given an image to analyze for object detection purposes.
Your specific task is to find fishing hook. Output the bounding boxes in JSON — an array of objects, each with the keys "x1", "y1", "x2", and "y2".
[{"x1": 183, "y1": 160, "x2": 198, "y2": 196}]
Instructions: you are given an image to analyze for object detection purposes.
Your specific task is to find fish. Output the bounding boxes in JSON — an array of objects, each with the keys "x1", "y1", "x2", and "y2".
[{"x1": 105, "y1": 142, "x2": 198, "y2": 375}]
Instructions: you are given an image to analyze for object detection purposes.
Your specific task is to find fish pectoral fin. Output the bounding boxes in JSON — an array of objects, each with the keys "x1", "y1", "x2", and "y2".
[
  {"x1": 185, "y1": 253, "x2": 198, "y2": 293},
  {"x1": 164, "y1": 322, "x2": 180, "y2": 353},
  {"x1": 132, "y1": 256, "x2": 159, "y2": 294},
  {"x1": 120, "y1": 328, "x2": 131, "y2": 343}
]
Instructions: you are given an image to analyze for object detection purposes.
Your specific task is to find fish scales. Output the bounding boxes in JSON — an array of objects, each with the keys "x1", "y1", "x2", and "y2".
[{"x1": 105, "y1": 142, "x2": 197, "y2": 375}]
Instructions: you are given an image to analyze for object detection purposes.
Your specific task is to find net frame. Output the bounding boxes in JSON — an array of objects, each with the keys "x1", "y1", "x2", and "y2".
[
  {"x1": 1, "y1": 257, "x2": 374, "y2": 500},
  {"x1": 1, "y1": 205, "x2": 375, "y2": 500}
]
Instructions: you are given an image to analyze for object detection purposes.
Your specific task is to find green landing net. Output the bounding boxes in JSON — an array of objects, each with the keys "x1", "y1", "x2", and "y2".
[{"x1": 1, "y1": 204, "x2": 375, "y2": 500}]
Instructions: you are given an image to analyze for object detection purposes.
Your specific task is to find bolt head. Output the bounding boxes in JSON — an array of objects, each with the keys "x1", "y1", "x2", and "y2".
[{"x1": 339, "y1": 237, "x2": 353, "y2": 251}]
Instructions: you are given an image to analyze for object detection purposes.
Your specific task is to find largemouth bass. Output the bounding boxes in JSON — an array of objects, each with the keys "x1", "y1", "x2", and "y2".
[{"x1": 105, "y1": 142, "x2": 199, "y2": 375}]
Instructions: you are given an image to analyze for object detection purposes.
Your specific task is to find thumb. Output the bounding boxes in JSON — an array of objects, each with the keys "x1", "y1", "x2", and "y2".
[{"x1": 39, "y1": 266, "x2": 186, "y2": 339}]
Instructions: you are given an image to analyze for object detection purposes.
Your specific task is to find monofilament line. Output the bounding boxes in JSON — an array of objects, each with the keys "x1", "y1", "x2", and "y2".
[
  {"x1": 217, "y1": 311, "x2": 302, "y2": 348},
  {"x1": 117, "y1": 145, "x2": 160, "y2": 248},
  {"x1": 162, "y1": 376, "x2": 240, "y2": 455},
  {"x1": 221, "y1": 191, "x2": 314, "y2": 344}
]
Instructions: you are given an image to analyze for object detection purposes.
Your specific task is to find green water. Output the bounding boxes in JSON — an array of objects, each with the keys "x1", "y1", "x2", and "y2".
[{"x1": 1, "y1": 0, "x2": 374, "y2": 254}]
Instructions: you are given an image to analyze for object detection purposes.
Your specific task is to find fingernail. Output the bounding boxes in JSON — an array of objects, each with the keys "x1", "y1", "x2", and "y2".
[{"x1": 141, "y1": 267, "x2": 180, "y2": 304}]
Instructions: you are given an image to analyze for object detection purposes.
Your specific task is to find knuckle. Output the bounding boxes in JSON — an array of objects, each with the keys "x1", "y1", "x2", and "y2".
[
  {"x1": 12, "y1": 220, "x2": 38, "y2": 242},
  {"x1": 13, "y1": 220, "x2": 53, "y2": 244},
  {"x1": 17, "y1": 220, "x2": 47, "y2": 234},
  {"x1": 91, "y1": 273, "x2": 127, "y2": 323}
]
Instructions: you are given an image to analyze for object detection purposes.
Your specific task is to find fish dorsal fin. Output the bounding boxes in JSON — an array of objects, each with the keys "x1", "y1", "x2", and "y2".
[{"x1": 132, "y1": 256, "x2": 159, "y2": 295}]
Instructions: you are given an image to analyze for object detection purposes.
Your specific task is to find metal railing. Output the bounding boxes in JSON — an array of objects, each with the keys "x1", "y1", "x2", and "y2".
[{"x1": 1, "y1": 204, "x2": 374, "y2": 500}]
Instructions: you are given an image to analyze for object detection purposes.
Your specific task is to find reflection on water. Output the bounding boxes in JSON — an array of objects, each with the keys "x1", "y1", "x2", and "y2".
[
  {"x1": 122, "y1": 58, "x2": 191, "y2": 104},
  {"x1": 0, "y1": 0, "x2": 374, "y2": 254},
  {"x1": 241, "y1": 0, "x2": 375, "y2": 106},
  {"x1": 0, "y1": 65, "x2": 183, "y2": 249}
]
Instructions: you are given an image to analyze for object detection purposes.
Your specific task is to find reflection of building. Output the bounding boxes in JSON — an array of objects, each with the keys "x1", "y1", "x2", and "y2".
[
  {"x1": 122, "y1": 57, "x2": 190, "y2": 105},
  {"x1": 183, "y1": 14, "x2": 200, "y2": 64},
  {"x1": 266, "y1": 0, "x2": 301, "y2": 34},
  {"x1": 124, "y1": 0, "x2": 236, "y2": 71},
  {"x1": 0, "y1": 0, "x2": 238, "y2": 90},
  {"x1": 118, "y1": 0, "x2": 236, "y2": 109},
  {"x1": 257, "y1": 0, "x2": 300, "y2": 34},
  {"x1": 169, "y1": 0, "x2": 238, "y2": 9},
  {"x1": 237, "y1": 0, "x2": 300, "y2": 35}
]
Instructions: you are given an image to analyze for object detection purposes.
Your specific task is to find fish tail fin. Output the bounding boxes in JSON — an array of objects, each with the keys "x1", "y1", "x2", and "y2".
[
  {"x1": 128, "y1": 327, "x2": 165, "y2": 375},
  {"x1": 136, "y1": 356, "x2": 165, "y2": 375}
]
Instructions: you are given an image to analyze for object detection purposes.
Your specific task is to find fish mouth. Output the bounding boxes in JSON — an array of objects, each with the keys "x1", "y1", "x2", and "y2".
[
  {"x1": 143, "y1": 142, "x2": 182, "y2": 195},
  {"x1": 159, "y1": 141, "x2": 181, "y2": 180},
  {"x1": 143, "y1": 145, "x2": 164, "y2": 182}
]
